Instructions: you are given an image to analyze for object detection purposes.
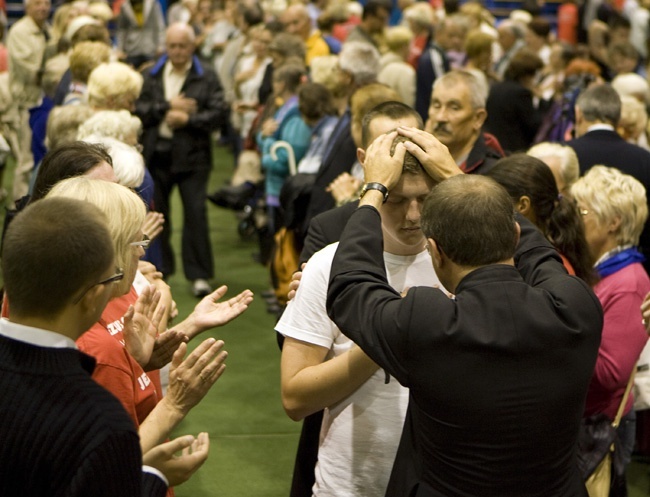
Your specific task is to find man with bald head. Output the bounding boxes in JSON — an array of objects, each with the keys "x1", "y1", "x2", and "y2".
[
  {"x1": 281, "y1": 4, "x2": 330, "y2": 66},
  {"x1": 136, "y1": 22, "x2": 229, "y2": 297}
]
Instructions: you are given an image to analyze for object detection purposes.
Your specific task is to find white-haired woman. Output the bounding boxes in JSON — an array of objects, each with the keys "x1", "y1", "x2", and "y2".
[
  {"x1": 45, "y1": 177, "x2": 253, "y2": 464},
  {"x1": 527, "y1": 142, "x2": 580, "y2": 197},
  {"x1": 78, "y1": 110, "x2": 163, "y2": 268},
  {"x1": 571, "y1": 165, "x2": 650, "y2": 478}
]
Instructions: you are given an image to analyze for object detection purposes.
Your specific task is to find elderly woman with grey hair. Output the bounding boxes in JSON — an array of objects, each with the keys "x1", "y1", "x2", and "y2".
[
  {"x1": 527, "y1": 142, "x2": 580, "y2": 197},
  {"x1": 572, "y1": 165, "x2": 650, "y2": 481},
  {"x1": 78, "y1": 110, "x2": 164, "y2": 268}
]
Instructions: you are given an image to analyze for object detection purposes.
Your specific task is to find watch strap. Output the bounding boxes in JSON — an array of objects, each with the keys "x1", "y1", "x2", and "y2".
[{"x1": 360, "y1": 182, "x2": 389, "y2": 203}]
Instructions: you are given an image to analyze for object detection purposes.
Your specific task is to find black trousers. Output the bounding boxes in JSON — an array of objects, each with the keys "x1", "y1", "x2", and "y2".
[{"x1": 150, "y1": 147, "x2": 213, "y2": 281}]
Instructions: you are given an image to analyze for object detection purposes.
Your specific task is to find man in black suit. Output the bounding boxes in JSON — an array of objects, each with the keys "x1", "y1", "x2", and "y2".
[
  {"x1": 326, "y1": 132, "x2": 603, "y2": 496},
  {"x1": 568, "y1": 83, "x2": 650, "y2": 269}
]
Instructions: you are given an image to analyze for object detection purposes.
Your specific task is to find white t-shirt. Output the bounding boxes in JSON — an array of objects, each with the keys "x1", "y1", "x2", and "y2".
[{"x1": 276, "y1": 242, "x2": 444, "y2": 497}]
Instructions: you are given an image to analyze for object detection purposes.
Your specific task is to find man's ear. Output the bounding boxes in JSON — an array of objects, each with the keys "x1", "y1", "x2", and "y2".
[
  {"x1": 357, "y1": 147, "x2": 366, "y2": 165},
  {"x1": 514, "y1": 221, "x2": 521, "y2": 248},
  {"x1": 428, "y1": 238, "x2": 445, "y2": 268},
  {"x1": 574, "y1": 106, "x2": 583, "y2": 125},
  {"x1": 516, "y1": 195, "x2": 532, "y2": 216},
  {"x1": 77, "y1": 283, "x2": 107, "y2": 317},
  {"x1": 474, "y1": 108, "x2": 488, "y2": 129}
]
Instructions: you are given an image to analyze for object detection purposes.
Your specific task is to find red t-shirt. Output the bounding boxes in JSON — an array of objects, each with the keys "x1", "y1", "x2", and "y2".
[{"x1": 76, "y1": 287, "x2": 159, "y2": 428}]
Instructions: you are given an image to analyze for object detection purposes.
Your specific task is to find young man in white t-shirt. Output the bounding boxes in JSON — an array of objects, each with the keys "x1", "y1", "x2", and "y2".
[{"x1": 276, "y1": 102, "x2": 447, "y2": 497}]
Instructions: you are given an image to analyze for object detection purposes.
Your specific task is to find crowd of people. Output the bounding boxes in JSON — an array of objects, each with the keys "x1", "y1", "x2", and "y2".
[{"x1": 1, "y1": 0, "x2": 650, "y2": 495}]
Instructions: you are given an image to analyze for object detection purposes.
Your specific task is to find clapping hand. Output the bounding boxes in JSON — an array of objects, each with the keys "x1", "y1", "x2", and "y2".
[
  {"x1": 177, "y1": 285, "x2": 254, "y2": 339},
  {"x1": 123, "y1": 285, "x2": 165, "y2": 368},
  {"x1": 165, "y1": 338, "x2": 228, "y2": 414},
  {"x1": 143, "y1": 433, "x2": 210, "y2": 487}
]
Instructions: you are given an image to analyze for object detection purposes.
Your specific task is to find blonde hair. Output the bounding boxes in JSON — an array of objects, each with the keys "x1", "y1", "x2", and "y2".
[
  {"x1": 619, "y1": 94, "x2": 648, "y2": 141},
  {"x1": 571, "y1": 165, "x2": 648, "y2": 246},
  {"x1": 69, "y1": 41, "x2": 111, "y2": 83},
  {"x1": 310, "y1": 55, "x2": 340, "y2": 94},
  {"x1": 385, "y1": 26, "x2": 414, "y2": 52},
  {"x1": 46, "y1": 177, "x2": 146, "y2": 295},
  {"x1": 87, "y1": 62, "x2": 143, "y2": 109},
  {"x1": 402, "y1": 2, "x2": 434, "y2": 28},
  {"x1": 527, "y1": 142, "x2": 580, "y2": 192},
  {"x1": 464, "y1": 29, "x2": 494, "y2": 59},
  {"x1": 611, "y1": 73, "x2": 649, "y2": 103},
  {"x1": 77, "y1": 109, "x2": 142, "y2": 144},
  {"x1": 88, "y1": 1, "x2": 114, "y2": 23},
  {"x1": 50, "y1": 4, "x2": 75, "y2": 43}
]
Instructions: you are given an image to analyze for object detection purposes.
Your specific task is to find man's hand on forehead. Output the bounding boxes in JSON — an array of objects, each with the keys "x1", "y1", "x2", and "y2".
[
  {"x1": 397, "y1": 127, "x2": 463, "y2": 183},
  {"x1": 362, "y1": 131, "x2": 405, "y2": 190}
]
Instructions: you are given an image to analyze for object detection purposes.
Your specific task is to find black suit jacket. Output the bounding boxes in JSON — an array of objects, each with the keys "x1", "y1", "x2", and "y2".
[
  {"x1": 303, "y1": 111, "x2": 357, "y2": 230},
  {"x1": 300, "y1": 200, "x2": 358, "y2": 263},
  {"x1": 568, "y1": 129, "x2": 650, "y2": 176},
  {"x1": 327, "y1": 207, "x2": 602, "y2": 497},
  {"x1": 485, "y1": 80, "x2": 549, "y2": 153},
  {"x1": 568, "y1": 129, "x2": 650, "y2": 269}
]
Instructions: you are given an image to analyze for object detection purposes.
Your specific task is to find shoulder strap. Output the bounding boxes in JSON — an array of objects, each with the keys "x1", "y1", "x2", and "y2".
[{"x1": 612, "y1": 369, "x2": 636, "y2": 428}]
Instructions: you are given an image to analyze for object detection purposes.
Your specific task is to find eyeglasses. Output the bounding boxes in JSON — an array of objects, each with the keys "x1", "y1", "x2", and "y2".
[
  {"x1": 130, "y1": 234, "x2": 151, "y2": 250},
  {"x1": 72, "y1": 267, "x2": 124, "y2": 304}
]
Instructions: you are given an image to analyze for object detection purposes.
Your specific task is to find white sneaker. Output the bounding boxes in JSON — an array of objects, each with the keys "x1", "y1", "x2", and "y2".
[{"x1": 192, "y1": 279, "x2": 212, "y2": 298}]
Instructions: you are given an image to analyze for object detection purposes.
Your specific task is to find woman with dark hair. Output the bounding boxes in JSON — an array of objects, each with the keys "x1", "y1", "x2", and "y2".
[
  {"x1": 487, "y1": 154, "x2": 597, "y2": 285},
  {"x1": 484, "y1": 48, "x2": 550, "y2": 152},
  {"x1": 31, "y1": 141, "x2": 116, "y2": 202}
]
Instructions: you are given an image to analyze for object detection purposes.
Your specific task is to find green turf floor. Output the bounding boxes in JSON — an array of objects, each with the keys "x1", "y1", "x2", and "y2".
[
  {"x1": 2, "y1": 144, "x2": 650, "y2": 496},
  {"x1": 163, "y1": 143, "x2": 300, "y2": 496}
]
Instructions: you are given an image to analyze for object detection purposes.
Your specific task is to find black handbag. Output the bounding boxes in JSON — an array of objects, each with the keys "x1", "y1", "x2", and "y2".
[{"x1": 576, "y1": 371, "x2": 635, "y2": 497}]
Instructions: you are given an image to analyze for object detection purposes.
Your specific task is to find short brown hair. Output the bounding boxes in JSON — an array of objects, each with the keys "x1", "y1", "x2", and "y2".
[
  {"x1": 421, "y1": 175, "x2": 517, "y2": 266},
  {"x1": 505, "y1": 48, "x2": 543, "y2": 82},
  {"x1": 391, "y1": 135, "x2": 425, "y2": 174},
  {"x1": 2, "y1": 198, "x2": 114, "y2": 318},
  {"x1": 298, "y1": 83, "x2": 336, "y2": 123},
  {"x1": 361, "y1": 100, "x2": 423, "y2": 148}
]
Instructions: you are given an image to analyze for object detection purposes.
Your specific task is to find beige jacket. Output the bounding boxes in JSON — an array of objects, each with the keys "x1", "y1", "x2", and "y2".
[{"x1": 7, "y1": 16, "x2": 49, "y2": 107}]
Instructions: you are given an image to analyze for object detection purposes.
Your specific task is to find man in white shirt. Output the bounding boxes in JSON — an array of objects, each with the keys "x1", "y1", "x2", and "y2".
[
  {"x1": 277, "y1": 102, "x2": 447, "y2": 496},
  {"x1": 0, "y1": 197, "x2": 208, "y2": 496}
]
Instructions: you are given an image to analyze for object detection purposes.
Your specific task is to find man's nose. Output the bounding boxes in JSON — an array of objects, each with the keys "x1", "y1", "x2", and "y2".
[
  {"x1": 431, "y1": 107, "x2": 447, "y2": 123},
  {"x1": 406, "y1": 200, "x2": 420, "y2": 223}
]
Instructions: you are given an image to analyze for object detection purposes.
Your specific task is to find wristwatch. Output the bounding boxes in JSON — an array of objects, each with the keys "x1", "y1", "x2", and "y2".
[{"x1": 359, "y1": 182, "x2": 389, "y2": 203}]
